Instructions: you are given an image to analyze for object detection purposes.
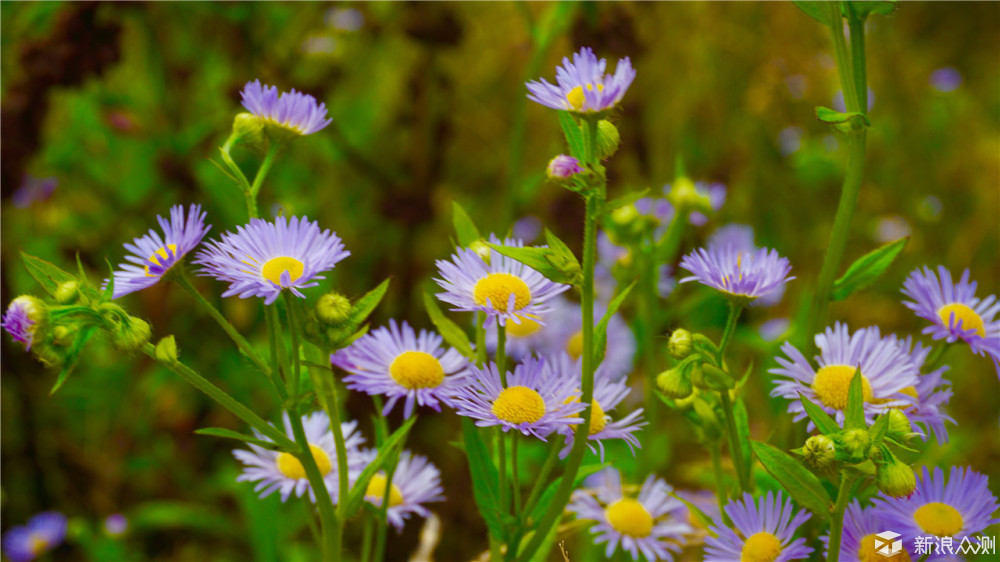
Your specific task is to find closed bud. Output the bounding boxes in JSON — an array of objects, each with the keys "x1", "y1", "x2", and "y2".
[
  {"x1": 656, "y1": 368, "x2": 692, "y2": 400},
  {"x1": 877, "y1": 457, "x2": 917, "y2": 498},
  {"x1": 316, "y1": 292, "x2": 352, "y2": 326},
  {"x1": 546, "y1": 154, "x2": 583, "y2": 180},
  {"x1": 610, "y1": 203, "x2": 640, "y2": 226},
  {"x1": 668, "y1": 328, "x2": 693, "y2": 359},
  {"x1": 113, "y1": 317, "x2": 151, "y2": 351},
  {"x1": 231, "y1": 112, "x2": 266, "y2": 148},
  {"x1": 469, "y1": 240, "x2": 492, "y2": 264},
  {"x1": 836, "y1": 428, "x2": 870, "y2": 462},
  {"x1": 690, "y1": 364, "x2": 708, "y2": 390},
  {"x1": 596, "y1": 120, "x2": 620, "y2": 160},
  {"x1": 55, "y1": 281, "x2": 79, "y2": 304},
  {"x1": 887, "y1": 409, "x2": 913, "y2": 439},
  {"x1": 155, "y1": 335, "x2": 179, "y2": 364},
  {"x1": 52, "y1": 325, "x2": 76, "y2": 347},
  {"x1": 803, "y1": 435, "x2": 836, "y2": 469},
  {"x1": 666, "y1": 176, "x2": 712, "y2": 214}
]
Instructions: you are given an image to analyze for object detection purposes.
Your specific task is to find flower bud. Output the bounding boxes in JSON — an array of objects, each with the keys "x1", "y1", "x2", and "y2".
[
  {"x1": 836, "y1": 428, "x2": 870, "y2": 462},
  {"x1": 877, "y1": 457, "x2": 917, "y2": 498},
  {"x1": 52, "y1": 325, "x2": 76, "y2": 347},
  {"x1": 666, "y1": 176, "x2": 712, "y2": 214},
  {"x1": 610, "y1": 203, "x2": 640, "y2": 226},
  {"x1": 546, "y1": 154, "x2": 583, "y2": 180},
  {"x1": 656, "y1": 368, "x2": 692, "y2": 400},
  {"x1": 55, "y1": 281, "x2": 79, "y2": 304},
  {"x1": 155, "y1": 335, "x2": 179, "y2": 364},
  {"x1": 2, "y1": 295, "x2": 47, "y2": 351},
  {"x1": 231, "y1": 112, "x2": 266, "y2": 148},
  {"x1": 690, "y1": 364, "x2": 708, "y2": 390},
  {"x1": 668, "y1": 329, "x2": 693, "y2": 359},
  {"x1": 803, "y1": 435, "x2": 836, "y2": 469},
  {"x1": 113, "y1": 317, "x2": 151, "y2": 351},
  {"x1": 887, "y1": 409, "x2": 913, "y2": 439},
  {"x1": 316, "y1": 292, "x2": 352, "y2": 326},
  {"x1": 469, "y1": 240, "x2": 492, "y2": 264},
  {"x1": 596, "y1": 120, "x2": 620, "y2": 160}
]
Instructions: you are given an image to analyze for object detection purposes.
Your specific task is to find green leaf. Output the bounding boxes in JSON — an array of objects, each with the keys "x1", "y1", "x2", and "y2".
[
  {"x1": 543, "y1": 228, "x2": 580, "y2": 274},
  {"x1": 343, "y1": 416, "x2": 417, "y2": 517},
  {"x1": 485, "y1": 243, "x2": 580, "y2": 285},
  {"x1": 49, "y1": 326, "x2": 96, "y2": 394},
  {"x1": 831, "y1": 237, "x2": 908, "y2": 301},
  {"x1": 847, "y1": 0, "x2": 896, "y2": 18},
  {"x1": 734, "y1": 398, "x2": 753, "y2": 486},
  {"x1": 593, "y1": 282, "x2": 634, "y2": 365},
  {"x1": 527, "y1": 464, "x2": 605, "y2": 524},
  {"x1": 452, "y1": 201, "x2": 481, "y2": 248},
  {"x1": 423, "y1": 292, "x2": 474, "y2": 358},
  {"x1": 557, "y1": 111, "x2": 585, "y2": 160},
  {"x1": 22, "y1": 252, "x2": 76, "y2": 297},
  {"x1": 103, "y1": 258, "x2": 116, "y2": 299},
  {"x1": 815, "y1": 106, "x2": 871, "y2": 133},
  {"x1": 348, "y1": 278, "x2": 390, "y2": 327},
  {"x1": 195, "y1": 427, "x2": 287, "y2": 451},
  {"x1": 605, "y1": 189, "x2": 649, "y2": 212},
  {"x1": 793, "y1": 0, "x2": 835, "y2": 25},
  {"x1": 751, "y1": 441, "x2": 831, "y2": 521},
  {"x1": 799, "y1": 396, "x2": 842, "y2": 435},
  {"x1": 461, "y1": 419, "x2": 505, "y2": 541},
  {"x1": 669, "y1": 491, "x2": 714, "y2": 531},
  {"x1": 870, "y1": 412, "x2": 891, "y2": 445},
  {"x1": 845, "y1": 368, "x2": 865, "y2": 430}
]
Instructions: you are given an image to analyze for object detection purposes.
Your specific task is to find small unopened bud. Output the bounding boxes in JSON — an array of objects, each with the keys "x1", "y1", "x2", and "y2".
[
  {"x1": 656, "y1": 368, "x2": 693, "y2": 400},
  {"x1": 113, "y1": 317, "x2": 151, "y2": 351},
  {"x1": 231, "y1": 112, "x2": 266, "y2": 148},
  {"x1": 316, "y1": 292, "x2": 352, "y2": 326},
  {"x1": 55, "y1": 281, "x2": 79, "y2": 304},
  {"x1": 547, "y1": 154, "x2": 583, "y2": 180},
  {"x1": 803, "y1": 435, "x2": 836, "y2": 469},
  {"x1": 52, "y1": 325, "x2": 76, "y2": 347},
  {"x1": 596, "y1": 120, "x2": 620, "y2": 160},
  {"x1": 155, "y1": 335, "x2": 178, "y2": 364},
  {"x1": 666, "y1": 176, "x2": 712, "y2": 214},
  {"x1": 469, "y1": 240, "x2": 492, "y2": 264},
  {"x1": 887, "y1": 409, "x2": 913, "y2": 439},
  {"x1": 610, "y1": 203, "x2": 640, "y2": 226},
  {"x1": 690, "y1": 364, "x2": 708, "y2": 390},
  {"x1": 877, "y1": 457, "x2": 916, "y2": 498},
  {"x1": 668, "y1": 329, "x2": 693, "y2": 359},
  {"x1": 836, "y1": 428, "x2": 870, "y2": 462}
]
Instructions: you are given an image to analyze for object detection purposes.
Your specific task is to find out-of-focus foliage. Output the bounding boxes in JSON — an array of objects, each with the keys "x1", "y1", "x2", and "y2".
[{"x1": 2, "y1": 2, "x2": 997, "y2": 560}]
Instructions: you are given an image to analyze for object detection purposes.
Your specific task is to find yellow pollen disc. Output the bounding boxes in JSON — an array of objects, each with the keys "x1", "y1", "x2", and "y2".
[
  {"x1": 812, "y1": 365, "x2": 873, "y2": 410},
  {"x1": 566, "y1": 330, "x2": 584, "y2": 359},
  {"x1": 144, "y1": 243, "x2": 178, "y2": 277},
  {"x1": 938, "y1": 303, "x2": 986, "y2": 337},
  {"x1": 28, "y1": 535, "x2": 49, "y2": 556},
  {"x1": 605, "y1": 498, "x2": 653, "y2": 538},
  {"x1": 507, "y1": 315, "x2": 542, "y2": 338},
  {"x1": 365, "y1": 473, "x2": 404, "y2": 508},
  {"x1": 567, "y1": 86, "x2": 586, "y2": 110},
  {"x1": 858, "y1": 534, "x2": 911, "y2": 562},
  {"x1": 491, "y1": 385, "x2": 546, "y2": 425},
  {"x1": 914, "y1": 502, "x2": 964, "y2": 537},
  {"x1": 389, "y1": 351, "x2": 445, "y2": 389},
  {"x1": 473, "y1": 273, "x2": 532, "y2": 312},
  {"x1": 741, "y1": 532, "x2": 783, "y2": 562},
  {"x1": 275, "y1": 444, "x2": 332, "y2": 479},
  {"x1": 262, "y1": 256, "x2": 305, "y2": 287},
  {"x1": 563, "y1": 394, "x2": 607, "y2": 434}
]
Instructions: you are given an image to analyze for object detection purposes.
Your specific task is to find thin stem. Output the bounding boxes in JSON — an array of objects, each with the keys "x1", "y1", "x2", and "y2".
[
  {"x1": 829, "y1": 15, "x2": 859, "y2": 114},
  {"x1": 287, "y1": 410, "x2": 340, "y2": 560},
  {"x1": 716, "y1": 302, "x2": 742, "y2": 362},
  {"x1": 264, "y1": 305, "x2": 289, "y2": 400},
  {"x1": 511, "y1": 433, "x2": 522, "y2": 515},
  {"x1": 475, "y1": 312, "x2": 488, "y2": 367},
  {"x1": 718, "y1": 390, "x2": 749, "y2": 494},
  {"x1": 498, "y1": 427, "x2": 509, "y2": 518},
  {"x1": 497, "y1": 322, "x2": 508, "y2": 386},
  {"x1": 521, "y1": 438, "x2": 561, "y2": 517},
  {"x1": 251, "y1": 143, "x2": 281, "y2": 199},
  {"x1": 709, "y1": 445, "x2": 731, "y2": 526},
  {"x1": 326, "y1": 369, "x2": 351, "y2": 527},
  {"x1": 848, "y1": 14, "x2": 868, "y2": 113},
  {"x1": 638, "y1": 245, "x2": 661, "y2": 447},
  {"x1": 361, "y1": 511, "x2": 374, "y2": 562},
  {"x1": 827, "y1": 474, "x2": 856, "y2": 562},
  {"x1": 373, "y1": 454, "x2": 399, "y2": 562},
  {"x1": 284, "y1": 294, "x2": 303, "y2": 398},
  {"x1": 925, "y1": 343, "x2": 953, "y2": 371}
]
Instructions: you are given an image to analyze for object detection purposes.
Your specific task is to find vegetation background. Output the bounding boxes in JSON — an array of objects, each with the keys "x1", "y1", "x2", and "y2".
[{"x1": 2, "y1": 2, "x2": 998, "y2": 560}]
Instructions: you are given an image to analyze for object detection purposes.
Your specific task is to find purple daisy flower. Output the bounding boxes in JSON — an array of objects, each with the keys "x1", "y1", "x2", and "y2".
[
  {"x1": 362, "y1": 449, "x2": 445, "y2": 532},
  {"x1": 195, "y1": 215, "x2": 349, "y2": 305},
  {"x1": 902, "y1": 266, "x2": 1000, "y2": 371},
  {"x1": 820, "y1": 501, "x2": 907, "y2": 561},
  {"x1": 708, "y1": 224, "x2": 784, "y2": 307},
  {"x1": 2, "y1": 296, "x2": 44, "y2": 351},
  {"x1": 893, "y1": 336, "x2": 955, "y2": 444},
  {"x1": 705, "y1": 491, "x2": 813, "y2": 562},
  {"x1": 233, "y1": 412, "x2": 366, "y2": 503},
  {"x1": 872, "y1": 466, "x2": 1000, "y2": 560},
  {"x1": 451, "y1": 356, "x2": 583, "y2": 440},
  {"x1": 568, "y1": 468, "x2": 691, "y2": 561},
  {"x1": 680, "y1": 244, "x2": 793, "y2": 302},
  {"x1": 526, "y1": 47, "x2": 636, "y2": 114},
  {"x1": 770, "y1": 323, "x2": 920, "y2": 427},
  {"x1": 547, "y1": 154, "x2": 583, "y2": 179},
  {"x1": 434, "y1": 235, "x2": 569, "y2": 328},
  {"x1": 107, "y1": 204, "x2": 211, "y2": 299},
  {"x1": 2, "y1": 511, "x2": 67, "y2": 562},
  {"x1": 240, "y1": 80, "x2": 332, "y2": 135},
  {"x1": 331, "y1": 319, "x2": 468, "y2": 418}
]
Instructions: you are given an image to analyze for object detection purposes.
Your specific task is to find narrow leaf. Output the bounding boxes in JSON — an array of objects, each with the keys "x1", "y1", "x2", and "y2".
[
  {"x1": 845, "y1": 368, "x2": 865, "y2": 430},
  {"x1": 831, "y1": 237, "x2": 908, "y2": 301},
  {"x1": 594, "y1": 282, "x2": 634, "y2": 366},
  {"x1": 733, "y1": 398, "x2": 753, "y2": 486},
  {"x1": 528, "y1": 464, "x2": 605, "y2": 524},
  {"x1": 195, "y1": 427, "x2": 287, "y2": 451},
  {"x1": 22, "y1": 252, "x2": 75, "y2": 297},
  {"x1": 605, "y1": 189, "x2": 650, "y2": 213},
  {"x1": 348, "y1": 278, "x2": 390, "y2": 326},
  {"x1": 799, "y1": 395, "x2": 842, "y2": 435},
  {"x1": 792, "y1": 0, "x2": 835, "y2": 25},
  {"x1": 543, "y1": 228, "x2": 580, "y2": 271},
  {"x1": 870, "y1": 412, "x2": 891, "y2": 445},
  {"x1": 485, "y1": 243, "x2": 579, "y2": 285},
  {"x1": 344, "y1": 416, "x2": 417, "y2": 517},
  {"x1": 462, "y1": 419, "x2": 505, "y2": 541},
  {"x1": 751, "y1": 441, "x2": 831, "y2": 521},
  {"x1": 49, "y1": 326, "x2": 96, "y2": 394},
  {"x1": 423, "y1": 292, "x2": 474, "y2": 358},
  {"x1": 452, "y1": 201, "x2": 481, "y2": 248},
  {"x1": 557, "y1": 111, "x2": 585, "y2": 159}
]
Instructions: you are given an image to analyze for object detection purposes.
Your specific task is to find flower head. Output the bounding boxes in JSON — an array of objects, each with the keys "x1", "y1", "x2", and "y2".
[
  {"x1": 526, "y1": 47, "x2": 636, "y2": 113},
  {"x1": 770, "y1": 323, "x2": 920, "y2": 427},
  {"x1": 705, "y1": 491, "x2": 813, "y2": 562},
  {"x1": 332, "y1": 320, "x2": 468, "y2": 418},
  {"x1": 568, "y1": 468, "x2": 691, "y2": 561},
  {"x1": 107, "y1": 204, "x2": 210, "y2": 298},
  {"x1": 240, "y1": 79, "x2": 332, "y2": 136},
  {"x1": 2, "y1": 511, "x2": 67, "y2": 562},
  {"x1": 707, "y1": 224, "x2": 783, "y2": 306},
  {"x1": 547, "y1": 154, "x2": 583, "y2": 179},
  {"x1": 195, "y1": 215, "x2": 349, "y2": 305},
  {"x1": 902, "y1": 266, "x2": 1000, "y2": 371},
  {"x1": 2, "y1": 296, "x2": 45, "y2": 351},
  {"x1": 233, "y1": 412, "x2": 366, "y2": 503},
  {"x1": 451, "y1": 356, "x2": 583, "y2": 440},
  {"x1": 872, "y1": 466, "x2": 1000, "y2": 560},
  {"x1": 434, "y1": 235, "x2": 569, "y2": 327},
  {"x1": 362, "y1": 450, "x2": 444, "y2": 532},
  {"x1": 680, "y1": 244, "x2": 793, "y2": 302}
]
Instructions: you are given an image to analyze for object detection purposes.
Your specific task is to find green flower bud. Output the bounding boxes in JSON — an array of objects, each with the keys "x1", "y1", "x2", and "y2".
[
  {"x1": 469, "y1": 240, "x2": 491, "y2": 264},
  {"x1": 887, "y1": 409, "x2": 913, "y2": 439},
  {"x1": 155, "y1": 335, "x2": 179, "y2": 364},
  {"x1": 690, "y1": 364, "x2": 708, "y2": 390},
  {"x1": 316, "y1": 292, "x2": 352, "y2": 326},
  {"x1": 596, "y1": 120, "x2": 620, "y2": 160},
  {"x1": 231, "y1": 112, "x2": 266, "y2": 148},
  {"x1": 668, "y1": 329, "x2": 693, "y2": 360},
  {"x1": 666, "y1": 176, "x2": 712, "y2": 215},
  {"x1": 55, "y1": 281, "x2": 80, "y2": 304},
  {"x1": 610, "y1": 204, "x2": 640, "y2": 226},
  {"x1": 52, "y1": 325, "x2": 76, "y2": 347},
  {"x1": 836, "y1": 428, "x2": 870, "y2": 462},
  {"x1": 656, "y1": 368, "x2": 693, "y2": 400},
  {"x1": 877, "y1": 457, "x2": 917, "y2": 498},
  {"x1": 113, "y1": 317, "x2": 151, "y2": 351},
  {"x1": 803, "y1": 435, "x2": 836, "y2": 469}
]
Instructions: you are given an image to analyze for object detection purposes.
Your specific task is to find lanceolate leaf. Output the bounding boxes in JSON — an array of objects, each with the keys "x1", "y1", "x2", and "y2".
[
  {"x1": 452, "y1": 201, "x2": 481, "y2": 248},
  {"x1": 485, "y1": 243, "x2": 580, "y2": 285},
  {"x1": 594, "y1": 282, "x2": 634, "y2": 366},
  {"x1": 870, "y1": 412, "x2": 891, "y2": 445},
  {"x1": 527, "y1": 464, "x2": 605, "y2": 524},
  {"x1": 799, "y1": 395, "x2": 842, "y2": 435},
  {"x1": 751, "y1": 441, "x2": 831, "y2": 521},
  {"x1": 348, "y1": 278, "x2": 390, "y2": 327},
  {"x1": 49, "y1": 326, "x2": 96, "y2": 395},
  {"x1": 557, "y1": 111, "x2": 585, "y2": 160},
  {"x1": 733, "y1": 398, "x2": 753, "y2": 486},
  {"x1": 343, "y1": 416, "x2": 416, "y2": 517},
  {"x1": 832, "y1": 237, "x2": 908, "y2": 301},
  {"x1": 195, "y1": 427, "x2": 287, "y2": 452},
  {"x1": 22, "y1": 252, "x2": 76, "y2": 297},
  {"x1": 792, "y1": 0, "x2": 836, "y2": 25},
  {"x1": 423, "y1": 292, "x2": 473, "y2": 358},
  {"x1": 462, "y1": 419, "x2": 505, "y2": 541},
  {"x1": 845, "y1": 369, "x2": 865, "y2": 430}
]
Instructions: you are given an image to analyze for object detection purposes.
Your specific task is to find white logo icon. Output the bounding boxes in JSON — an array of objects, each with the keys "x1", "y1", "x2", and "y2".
[{"x1": 875, "y1": 531, "x2": 902, "y2": 557}]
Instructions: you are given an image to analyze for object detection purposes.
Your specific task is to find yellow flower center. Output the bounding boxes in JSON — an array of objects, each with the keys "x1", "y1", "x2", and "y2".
[
  {"x1": 365, "y1": 473, "x2": 404, "y2": 508},
  {"x1": 871, "y1": 385, "x2": 919, "y2": 407},
  {"x1": 563, "y1": 394, "x2": 607, "y2": 434},
  {"x1": 28, "y1": 534, "x2": 49, "y2": 556},
  {"x1": 144, "y1": 243, "x2": 178, "y2": 277},
  {"x1": 605, "y1": 498, "x2": 653, "y2": 538},
  {"x1": 491, "y1": 385, "x2": 546, "y2": 425},
  {"x1": 858, "y1": 534, "x2": 911, "y2": 562},
  {"x1": 914, "y1": 502, "x2": 964, "y2": 537},
  {"x1": 507, "y1": 315, "x2": 542, "y2": 338},
  {"x1": 937, "y1": 303, "x2": 986, "y2": 337},
  {"x1": 566, "y1": 83, "x2": 605, "y2": 111},
  {"x1": 262, "y1": 256, "x2": 305, "y2": 286},
  {"x1": 812, "y1": 365, "x2": 872, "y2": 410},
  {"x1": 566, "y1": 330, "x2": 584, "y2": 359},
  {"x1": 275, "y1": 444, "x2": 332, "y2": 479},
  {"x1": 473, "y1": 273, "x2": 531, "y2": 311},
  {"x1": 741, "y1": 532, "x2": 783, "y2": 562},
  {"x1": 389, "y1": 351, "x2": 445, "y2": 389}
]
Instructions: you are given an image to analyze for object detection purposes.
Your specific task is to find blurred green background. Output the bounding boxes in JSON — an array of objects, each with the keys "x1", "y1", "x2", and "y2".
[{"x1": 2, "y1": 2, "x2": 998, "y2": 560}]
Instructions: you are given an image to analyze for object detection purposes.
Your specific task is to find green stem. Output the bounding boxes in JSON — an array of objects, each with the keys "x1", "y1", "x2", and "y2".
[
  {"x1": 511, "y1": 433, "x2": 522, "y2": 515},
  {"x1": 521, "y1": 438, "x2": 562, "y2": 517},
  {"x1": 287, "y1": 409, "x2": 340, "y2": 560},
  {"x1": 829, "y1": 14, "x2": 859, "y2": 114},
  {"x1": 475, "y1": 312, "x2": 488, "y2": 367},
  {"x1": 141, "y1": 343, "x2": 294, "y2": 449},
  {"x1": 284, "y1": 294, "x2": 303, "y2": 398},
  {"x1": 218, "y1": 138, "x2": 256, "y2": 219},
  {"x1": 718, "y1": 390, "x2": 749, "y2": 494},
  {"x1": 361, "y1": 511, "x2": 374, "y2": 562},
  {"x1": 709, "y1": 445, "x2": 731, "y2": 526},
  {"x1": 373, "y1": 452, "x2": 399, "y2": 562},
  {"x1": 251, "y1": 143, "x2": 281, "y2": 199},
  {"x1": 654, "y1": 205, "x2": 688, "y2": 264},
  {"x1": 827, "y1": 474, "x2": 856, "y2": 562},
  {"x1": 716, "y1": 302, "x2": 742, "y2": 361},
  {"x1": 925, "y1": 343, "x2": 953, "y2": 371},
  {"x1": 497, "y1": 322, "x2": 508, "y2": 386},
  {"x1": 848, "y1": 14, "x2": 868, "y2": 113},
  {"x1": 498, "y1": 427, "x2": 509, "y2": 518},
  {"x1": 264, "y1": 305, "x2": 289, "y2": 400},
  {"x1": 638, "y1": 246, "x2": 660, "y2": 444},
  {"x1": 174, "y1": 270, "x2": 270, "y2": 375}
]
